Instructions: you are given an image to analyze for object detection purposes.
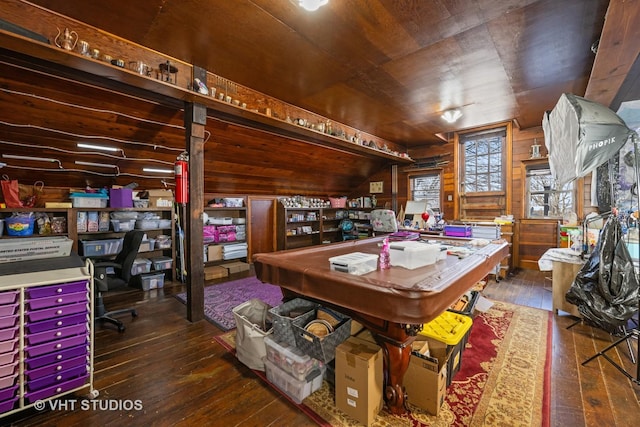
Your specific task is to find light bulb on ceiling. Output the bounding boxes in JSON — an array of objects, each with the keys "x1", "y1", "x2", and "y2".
[
  {"x1": 295, "y1": 0, "x2": 329, "y2": 12},
  {"x1": 441, "y1": 109, "x2": 463, "y2": 123}
]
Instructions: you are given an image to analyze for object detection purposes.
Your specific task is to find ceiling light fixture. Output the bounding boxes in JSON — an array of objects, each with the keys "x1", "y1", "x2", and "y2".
[
  {"x1": 295, "y1": 0, "x2": 329, "y2": 12},
  {"x1": 441, "y1": 109, "x2": 463, "y2": 123},
  {"x1": 143, "y1": 167, "x2": 174, "y2": 174}
]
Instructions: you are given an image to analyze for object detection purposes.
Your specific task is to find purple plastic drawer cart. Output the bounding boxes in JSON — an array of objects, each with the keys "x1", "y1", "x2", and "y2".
[{"x1": 0, "y1": 258, "x2": 98, "y2": 419}]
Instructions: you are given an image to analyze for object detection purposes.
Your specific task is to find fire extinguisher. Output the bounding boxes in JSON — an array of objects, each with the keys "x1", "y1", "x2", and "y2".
[{"x1": 175, "y1": 151, "x2": 189, "y2": 205}]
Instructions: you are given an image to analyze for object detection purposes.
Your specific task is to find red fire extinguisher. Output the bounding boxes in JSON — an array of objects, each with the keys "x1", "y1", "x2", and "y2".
[{"x1": 175, "y1": 151, "x2": 189, "y2": 205}]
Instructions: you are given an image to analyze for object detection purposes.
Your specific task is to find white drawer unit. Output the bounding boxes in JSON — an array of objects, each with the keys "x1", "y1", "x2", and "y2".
[{"x1": 0, "y1": 257, "x2": 97, "y2": 418}]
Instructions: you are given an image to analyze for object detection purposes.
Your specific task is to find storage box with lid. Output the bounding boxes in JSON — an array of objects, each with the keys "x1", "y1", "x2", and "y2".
[
  {"x1": 444, "y1": 225, "x2": 472, "y2": 237},
  {"x1": 264, "y1": 357, "x2": 325, "y2": 404},
  {"x1": 110, "y1": 219, "x2": 135, "y2": 232},
  {"x1": 150, "y1": 256, "x2": 173, "y2": 271},
  {"x1": 329, "y1": 252, "x2": 378, "y2": 275},
  {"x1": 131, "y1": 258, "x2": 152, "y2": 275},
  {"x1": 80, "y1": 238, "x2": 123, "y2": 257},
  {"x1": 69, "y1": 192, "x2": 108, "y2": 208},
  {"x1": 264, "y1": 335, "x2": 323, "y2": 381},
  {"x1": 155, "y1": 235, "x2": 172, "y2": 249},
  {"x1": 417, "y1": 311, "x2": 473, "y2": 385},
  {"x1": 389, "y1": 241, "x2": 440, "y2": 269},
  {"x1": 136, "y1": 272, "x2": 164, "y2": 290}
]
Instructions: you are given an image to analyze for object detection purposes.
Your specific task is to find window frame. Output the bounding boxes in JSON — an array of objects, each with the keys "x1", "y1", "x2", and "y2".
[
  {"x1": 520, "y1": 158, "x2": 582, "y2": 220},
  {"x1": 407, "y1": 169, "x2": 443, "y2": 211},
  {"x1": 458, "y1": 127, "x2": 507, "y2": 195}
]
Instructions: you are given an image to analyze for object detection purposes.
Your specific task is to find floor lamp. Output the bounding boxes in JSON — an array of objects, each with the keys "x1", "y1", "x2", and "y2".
[{"x1": 582, "y1": 133, "x2": 640, "y2": 385}]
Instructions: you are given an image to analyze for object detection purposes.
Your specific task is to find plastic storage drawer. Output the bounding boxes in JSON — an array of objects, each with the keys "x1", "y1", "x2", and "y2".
[
  {"x1": 0, "y1": 325, "x2": 18, "y2": 342},
  {"x1": 27, "y1": 364, "x2": 89, "y2": 391},
  {"x1": 26, "y1": 281, "x2": 89, "y2": 299},
  {"x1": 26, "y1": 291, "x2": 89, "y2": 311},
  {"x1": 24, "y1": 334, "x2": 89, "y2": 358},
  {"x1": 26, "y1": 323, "x2": 89, "y2": 346},
  {"x1": 0, "y1": 303, "x2": 18, "y2": 318},
  {"x1": 0, "y1": 291, "x2": 18, "y2": 305},
  {"x1": 25, "y1": 344, "x2": 89, "y2": 370},
  {"x1": 0, "y1": 359, "x2": 18, "y2": 378},
  {"x1": 24, "y1": 374, "x2": 89, "y2": 404},
  {"x1": 0, "y1": 349, "x2": 18, "y2": 366},
  {"x1": 26, "y1": 302, "x2": 89, "y2": 323},
  {"x1": 0, "y1": 395, "x2": 17, "y2": 413},
  {"x1": 0, "y1": 315, "x2": 18, "y2": 329},
  {"x1": 0, "y1": 339, "x2": 17, "y2": 354},
  {"x1": 0, "y1": 384, "x2": 18, "y2": 402},
  {"x1": 25, "y1": 354, "x2": 88, "y2": 381},
  {"x1": 0, "y1": 371, "x2": 18, "y2": 389},
  {"x1": 26, "y1": 312, "x2": 88, "y2": 334}
]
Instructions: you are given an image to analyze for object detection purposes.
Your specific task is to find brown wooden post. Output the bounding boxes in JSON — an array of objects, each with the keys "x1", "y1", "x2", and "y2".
[{"x1": 185, "y1": 101, "x2": 206, "y2": 322}]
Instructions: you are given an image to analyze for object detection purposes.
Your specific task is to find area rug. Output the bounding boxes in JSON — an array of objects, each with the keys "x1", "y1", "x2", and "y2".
[
  {"x1": 214, "y1": 300, "x2": 552, "y2": 426},
  {"x1": 175, "y1": 276, "x2": 283, "y2": 331}
]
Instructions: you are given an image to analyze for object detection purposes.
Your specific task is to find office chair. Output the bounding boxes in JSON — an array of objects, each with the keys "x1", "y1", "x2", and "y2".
[{"x1": 92, "y1": 230, "x2": 144, "y2": 332}]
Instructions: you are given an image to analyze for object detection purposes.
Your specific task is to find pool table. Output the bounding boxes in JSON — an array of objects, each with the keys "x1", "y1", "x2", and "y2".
[{"x1": 253, "y1": 235, "x2": 509, "y2": 415}]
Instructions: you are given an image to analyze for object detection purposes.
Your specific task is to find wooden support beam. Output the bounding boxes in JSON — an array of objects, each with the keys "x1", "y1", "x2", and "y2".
[{"x1": 185, "y1": 102, "x2": 206, "y2": 322}]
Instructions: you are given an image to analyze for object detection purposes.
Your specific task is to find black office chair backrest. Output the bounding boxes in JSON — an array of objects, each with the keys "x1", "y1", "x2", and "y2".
[{"x1": 115, "y1": 230, "x2": 144, "y2": 283}]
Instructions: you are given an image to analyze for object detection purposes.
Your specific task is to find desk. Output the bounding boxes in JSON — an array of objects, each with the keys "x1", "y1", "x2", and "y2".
[{"x1": 253, "y1": 236, "x2": 508, "y2": 415}]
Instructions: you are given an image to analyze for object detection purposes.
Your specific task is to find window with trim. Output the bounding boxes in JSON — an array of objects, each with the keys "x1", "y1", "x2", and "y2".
[
  {"x1": 460, "y1": 128, "x2": 506, "y2": 193},
  {"x1": 526, "y1": 162, "x2": 574, "y2": 218},
  {"x1": 409, "y1": 172, "x2": 441, "y2": 210}
]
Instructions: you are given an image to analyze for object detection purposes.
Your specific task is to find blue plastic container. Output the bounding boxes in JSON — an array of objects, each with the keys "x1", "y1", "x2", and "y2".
[{"x1": 5, "y1": 216, "x2": 35, "y2": 236}]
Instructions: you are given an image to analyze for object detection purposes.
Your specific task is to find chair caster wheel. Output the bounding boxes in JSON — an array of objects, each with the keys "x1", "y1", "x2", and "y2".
[
  {"x1": 132, "y1": 310, "x2": 138, "y2": 318},
  {"x1": 118, "y1": 325, "x2": 126, "y2": 332}
]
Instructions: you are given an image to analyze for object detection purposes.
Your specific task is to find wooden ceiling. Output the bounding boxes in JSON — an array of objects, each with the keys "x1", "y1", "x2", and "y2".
[{"x1": 26, "y1": 0, "x2": 609, "y2": 147}]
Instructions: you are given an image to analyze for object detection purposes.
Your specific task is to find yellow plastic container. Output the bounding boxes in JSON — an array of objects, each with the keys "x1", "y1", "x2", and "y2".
[{"x1": 419, "y1": 311, "x2": 472, "y2": 345}]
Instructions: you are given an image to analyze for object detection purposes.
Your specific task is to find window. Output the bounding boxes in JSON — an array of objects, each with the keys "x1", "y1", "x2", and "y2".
[
  {"x1": 409, "y1": 172, "x2": 441, "y2": 210},
  {"x1": 526, "y1": 163, "x2": 574, "y2": 218},
  {"x1": 460, "y1": 128, "x2": 506, "y2": 193}
]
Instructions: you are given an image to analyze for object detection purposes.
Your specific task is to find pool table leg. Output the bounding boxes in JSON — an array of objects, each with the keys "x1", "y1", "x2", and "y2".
[{"x1": 371, "y1": 324, "x2": 420, "y2": 415}]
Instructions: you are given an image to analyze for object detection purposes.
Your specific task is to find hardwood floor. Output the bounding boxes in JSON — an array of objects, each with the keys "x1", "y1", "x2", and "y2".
[{"x1": 5, "y1": 268, "x2": 640, "y2": 426}]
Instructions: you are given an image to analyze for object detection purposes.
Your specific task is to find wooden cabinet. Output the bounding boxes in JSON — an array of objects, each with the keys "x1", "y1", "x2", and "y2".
[
  {"x1": 276, "y1": 205, "x2": 374, "y2": 250},
  {"x1": 203, "y1": 202, "x2": 248, "y2": 265},
  {"x1": 0, "y1": 256, "x2": 97, "y2": 418}
]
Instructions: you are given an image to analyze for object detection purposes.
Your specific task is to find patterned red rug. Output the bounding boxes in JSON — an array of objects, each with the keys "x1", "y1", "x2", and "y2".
[{"x1": 214, "y1": 300, "x2": 552, "y2": 426}]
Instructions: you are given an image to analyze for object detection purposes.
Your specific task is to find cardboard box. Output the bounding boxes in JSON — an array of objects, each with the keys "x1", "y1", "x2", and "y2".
[
  {"x1": 204, "y1": 265, "x2": 228, "y2": 280},
  {"x1": 207, "y1": 245, "x2": 223, "y2": 262},
  {"x1": 404, "y1": 342, "x2": 447, "y2": 415},
  {"x1": 335, "y1": 336, "x2": 383, "y2": 426},
  {"x1": 147, "y1": 189, "x2": 174, "y2": 208},
  {"x1": 220, "y1": 261, "x2": 250, "y2": 274}
]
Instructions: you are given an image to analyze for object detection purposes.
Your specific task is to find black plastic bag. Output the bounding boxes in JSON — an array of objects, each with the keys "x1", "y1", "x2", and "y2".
[{"x1": 565, "y1": 216, "x2": 639, "y2": 332}]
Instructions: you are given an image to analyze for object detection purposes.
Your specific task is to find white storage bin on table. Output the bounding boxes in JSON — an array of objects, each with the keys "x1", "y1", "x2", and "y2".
[{"x1": 389, "y1": 241, "x2": 440, "y2": 269}]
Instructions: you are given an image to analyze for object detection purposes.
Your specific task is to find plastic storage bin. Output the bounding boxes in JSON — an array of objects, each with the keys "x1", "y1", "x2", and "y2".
[
  {"x1": 131, "y1": 258, "x2": 152, "y2": 275},
  {"x1": 389, "y1": 241, "x2": 440, "y2": 269},
  {"x1": 4, "y1": 216, "x2": 35, "y2": 236},
  {"x1": 150, "y1": 256, "x2": 173, "y2": 271},
  {"x1": 329, "y1": 252, "x2": 378, "y2": 275},
  {"x1": 70, "y1": 194, "x2": 108, "y2": 208},
  {"x1": 80, "y1": 238, "x2": 123, "y2": 256},
  {"x1": 264, "y1": 357, "x2": 325, "y2": 404},
  {"x1": 264, "y1": 335, "x2": 323, "y2": 381},
  {"x1": 155, "y1": 236, "x2": 172, "y2": 249},
  {"x1": 110, "y1": 219, "x2": 135, "y2": 232},
  {"x1": 444, "y1": 225, "x2": 472, "y2": 237},
  {"x1": 137, "y1": 272, "x2": 164, "y2": 290}
]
